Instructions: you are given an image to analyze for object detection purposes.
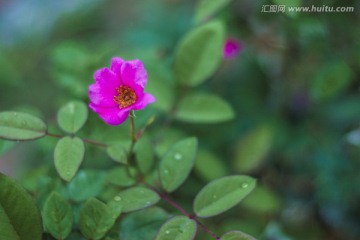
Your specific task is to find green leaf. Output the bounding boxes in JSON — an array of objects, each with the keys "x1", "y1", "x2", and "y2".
[
  {"x1": 112, "y1": 187, "x2": 160, "y2": 213},
  {"x1": 242, "y1": 185, "x2": 280, "y2": 213},
  {"x1": 0, "y1": 111, "x2": 47, "y2": 141},
  {"x1": 54, "y1": 137, "x2": 85, "y2": 182},
  {"x1": 79, "y1": 198, "x2": 121, "y2": 240},
  {"x1": 193, "y1": 175, "x2": 256, "y2": 218},
  {"x1": 173, "y1": 20, "x2": 225, "y2": 87},
  {"x1": 159, "y1": 137, "x2": 198, "y2": 192},
  {"x1": 194, "y1": 149, "x2": 227, "y2": 181},
  {"x1": 194, "y1": 0, "x2": 232, "y2": 23},
  {"x1": 221, "y1": 231, "x2": 257, "y2": 240},
  {"x1": 0, "y1": 173, "x2": 42, "y2": 240},
  {"x1": 43, "y1": 192, "x2": 73, "y2": 240},
  {"x1": 120, "y1": 207, "x2": 169, "y2": 240},
  {"x1": 107, "y1": 167, "x2": 136, "y2": 187},
  {"x1": 107, "y1": 143, "x2": 128, "y2": 164},
  {"x1": 310, "y1": 60, "x2": 353, "y2": 102},
  {"x1": 68, "y1": 170, "x2": 106, "y2": 202},
  {"x1": 57, "y1": 101, "x2": 88, "y2": 134},
  {"x1": 155, "y1": 216, "x2": 197, "y2": 240},
  {"x1": 176, "y1": 93, "x2": 235, "y2": 123},
  {"x1": 135, "y1": 135, "x2": 155, "y2": 174},
  {"x1": 233, "y1": 125, "x2": 273, "y2": 172}
]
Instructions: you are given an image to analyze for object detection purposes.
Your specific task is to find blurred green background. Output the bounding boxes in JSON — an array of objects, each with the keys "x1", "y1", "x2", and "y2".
[{"x1": 0, "y1": 0, "x2": 360, "y2": 239}]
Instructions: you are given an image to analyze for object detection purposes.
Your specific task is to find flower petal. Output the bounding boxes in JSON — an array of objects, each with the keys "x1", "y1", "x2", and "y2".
[
  {"x1": 110, "y1": 57, "x2": 125, "y2": 76},
  {"x1": 94, "y1": 67, "x2": 120, "y2": 88},
  {"x1": 88, "y1": 83, "x2": 117, "y2": 107},
  {"x1": 131, "y1": 92, "x2": 156, "y2": 110},
  {"x1": 121, "y1": 59, "x2": 148, "y2": 93},
  {"x1": 89, "y1": 104, "x2": 130, "y2": 125}
]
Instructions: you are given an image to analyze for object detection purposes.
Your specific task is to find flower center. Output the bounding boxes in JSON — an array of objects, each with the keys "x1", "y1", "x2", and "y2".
[{"x1": 113, "y1": 86, "x2": 137, "y2": 109}]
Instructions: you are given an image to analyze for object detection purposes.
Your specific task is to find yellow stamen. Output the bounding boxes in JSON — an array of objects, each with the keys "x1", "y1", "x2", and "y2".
[{"x1": 113, "y1": 86, "x2": 137, "y2": 109}]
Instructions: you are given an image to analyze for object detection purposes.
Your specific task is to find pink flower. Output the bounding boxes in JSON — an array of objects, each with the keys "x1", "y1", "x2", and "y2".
[
  {"x1": 223, "y1": 38, "x2": 243, "y2": 60},
  {"x1": 88, "y1": 57, "x2": 156, "y2": 125}
]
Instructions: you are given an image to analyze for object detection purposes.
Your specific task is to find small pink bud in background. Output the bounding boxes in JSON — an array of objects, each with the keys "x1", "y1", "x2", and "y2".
[{"x1": 223, "y1": 38, "x2": 243, "y2": 60}]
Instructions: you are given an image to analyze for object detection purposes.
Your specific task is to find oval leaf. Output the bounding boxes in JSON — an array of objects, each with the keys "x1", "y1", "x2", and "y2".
[
  {"x1": 221, "y1": 231, "x2": 257, "y2": 240},
  {"x1": 54, "y1": 137, "x2": 85, "y2": 182},
  {"x1": 193, "y1": 175, "x2": 256, "y2": 218},
  {"x1": 57, "y1": 101, "x2": 88, "y2": 133},
  {"x1": 173, "y1": 20, "x2": 225, "y2": 87},
  {"x1": 113, "y1": 187, "x2": 160, "y2": 213},
  {"x1": 43, "y1": 192, "x2": 73, "y2": 240},
  {"x1": 176, "y1": 93, "x2": 235, "y2": 123},
  {"x1": 159, "y1": 137, "x2": 198, "y2": 192},
  {"x1": 194, "y1": 0, "x2": 232, "y2": 23},
  {"x1": 107, "y1": 167, "x2": 136, "y2": 187},
  {"x1": 155, "y1": 216, "x2": 197, "y2": 240},
  {"x1": 0, "y1": 111, "x2": 47, "y2": 141},
  {"x1": 107, "y1": 143, "x2": 128, "y2": 164},
  {"x1": 80, "y1": 198, "x2": 121, "y2": 240},
  {"x1": 135, "y1": 135, "x2": 155, "y2": 174},
  {"x1": 0, "y1": 173, "x2": 42, "y2": 240},
  {"x1": 194, "y1": 149, "x2": 227, "y2": 181}
]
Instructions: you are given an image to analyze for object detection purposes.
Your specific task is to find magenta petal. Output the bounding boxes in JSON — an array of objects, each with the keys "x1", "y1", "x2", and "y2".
[
  {"x1": 89, "y1": 104, "x2": 130, "y2": 125},
  {"x1": 94, "y1": 68, "x2": 121, "y2": 90},
  {"x1": 121, "y1": 60, "x2": 148, "y2": 91},
  {"x1": 110, "y1": 57, "x2": 125, "y2": 76},
  {"x1": 88, "y1": 83, "x2": 117, "y2": 107},
  {"x1": 223, "y1": 38, "x2": 242, "y2": 60},
  {"x1": 132, "y1": 93, "x2": 156, "y2": 110}
]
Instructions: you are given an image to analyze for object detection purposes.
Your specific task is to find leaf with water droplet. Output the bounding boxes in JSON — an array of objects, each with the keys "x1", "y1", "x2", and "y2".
[
  {"x1": 193, "y1": 175, "x2": 256, "y2": 218},
  {"x1": 112, "y1": 187, "x2": 160, "y2": 213},
  {"x1": 54, "y1": 137, "x2": 85, "y2": 182},
  {"x1": 79, "y1": 198, "x2": 121, "y2": 240},
  {"x1": 57, "y1": 101, "x2": 88, "y2": 134},
  {"x1": 42, "y1": 192, "x2": 73, "y2": 240},
  {"x1": 159, "y1": 137, "x2": 198, "y2": 192},
  {"x1": 155, "y1": 216, "x2": 197, "y2": 240},
  {"x1": 0, "y1": 111, "x2": 47, "y2": 141}
]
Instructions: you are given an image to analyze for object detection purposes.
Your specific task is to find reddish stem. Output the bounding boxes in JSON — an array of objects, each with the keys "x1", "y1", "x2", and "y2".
[{"x1": 46, "y1": 132, "x2": 108, "y2": 148}]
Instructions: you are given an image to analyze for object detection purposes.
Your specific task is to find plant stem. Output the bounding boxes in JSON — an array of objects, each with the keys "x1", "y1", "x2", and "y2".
[{"x1": 46, "y1": 132, "x2": 108, "y2": 148}]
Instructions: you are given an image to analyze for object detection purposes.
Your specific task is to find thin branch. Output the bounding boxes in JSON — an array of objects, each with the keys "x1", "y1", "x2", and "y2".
[{"x1": 46, "y1": 132, "x2": 108, "y2": 148}]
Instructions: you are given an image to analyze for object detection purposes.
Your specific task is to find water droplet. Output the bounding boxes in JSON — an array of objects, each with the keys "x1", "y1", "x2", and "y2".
[
  {"x1": 66, "y1": 171, "x2": 71, "y2": 176},
  {"x1": 146, "y1": 201, "x2": 151, "y2": 205},
  {"x1": 241, "y1": 183, "x2": 249, "y2": 188},
  {"x1": 13, "y1": 113, "x2": 17, "y2": 117},
  {"x1": 165, "y1": 230, "x2": 170, "y2": 234},
  {"x1": 114, "y1": 196, "x2": 122, "y2": 201},
  {"x1": 164, "y1": 169, "x2": 169, "y2": 174},
  {"x1": 213, "y1": 195, "x2": 217, "y2": 199},
  {"x1": 139, "y1": 190, "x2": 144, "y2": 194},
  {"x1": 174, "y1": 153, "x2": 182, "y2": 160}
]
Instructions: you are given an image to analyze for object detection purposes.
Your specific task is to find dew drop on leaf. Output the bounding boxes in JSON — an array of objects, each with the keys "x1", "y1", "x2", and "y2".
[
  {"x1": 114, "y1": 196, "x2": 122, "y2": 201},
  {"x1": 174, "y1": 152, "x2": 182, "y2": 160},
  {"x1": 165, "y1": 230, "x2": 170, "y2": 234},
  {"x1": 241, "y1": 182, "x2": 249, "y2": 188}
]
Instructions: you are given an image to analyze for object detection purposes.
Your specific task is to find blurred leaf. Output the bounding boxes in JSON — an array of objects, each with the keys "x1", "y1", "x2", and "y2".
[
  {"x1": 0, "y1": 173, "x2": 42, "y2": 240},
  {"x1": 52, "y1": 72, "x2": 88, "y2": 98},
  {"x1": 112, "y1": 187, "x2": 160, "y2": 213},
  {"x1": 120, "y1": 207, "x2": 168, "y2": 240},
  {"x1": 107, "y1": 167, "x2": 136, "y2": 187},
  {"x1": 107, "y1": 143, "x2": 128, "y2": 164},
  {"x1": 159, "y1": 137, "x2": 198, "y2": 192},
  {"x1": 194, "y1": 175, "x2": 256, "y2": 218},
  {"x1": 310, "y1": 60, "x2": 353, "y2": 102},
  {"x1": 54, "y1": 137, "x2": 85, "y2": 182},
  {"x1": 68, "y1": 170, "x2": 106, "y2": 202},
  {"x1": 20, "y1": 166, "x2": 49, "y2": 192},
  {"x1": 43, "y1": 192, "x2": 73, "y2": 240},
  {"x1": 155, "y1": 128, "x2": 186, "y2": 157},
  {"x1": 221, "y1": 231, "x2": 256, "y2": 240},
  {"x1": 173, "y1": 20, "x2": 225, "y2": 87},
  {"x1": 135, "y1": 135, "x2": 155, "y2": 174},
  {"x1": 273, "y1": 0, "x2": 301, "y2": 17},
  {"x1": 194, "y1": 0, "x2": 232, "y2": 24},
  {"x1": 194, "y1": 149, "x2": 227, "y2": 181},
  {"x1": 233, "y1": 124, "x2": 273, "y2": 173},
  {"x1": 0, "y1": 140, "x2": 15, "y2": 157},
  {"x1": 79, "y1": 198, "x2": 120, "y2": 240},
  {"x1": 176, "y1": 93, "x2": 235, "y2": 123},
  {"x1": 242, "y1": 185, "x2": 281, "y2": 213},
  {"x1": 155, "y1": 216, "x2": 197, "y2": 240},
  {"x1": 0, "y1": 111, "x2": 47, "y2": 141},
  {"x1": 57, "y1": 101, "x2": 88, "y2": 134}
]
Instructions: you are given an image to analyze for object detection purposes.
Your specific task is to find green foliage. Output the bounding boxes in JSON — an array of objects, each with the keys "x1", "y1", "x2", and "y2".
[
  {"x1": 242, "y1": 185, "x2": 281, "y2": 214},
  {"x1": 57, "y1": 101, "x2": 88, "y2": 134},
  {"x1": 194, "y1": 0, "x2": 232, "y2": 24},
  {"x1": 42, "y1": 192, "x2": 73, "y2": 240},
  {"x1": 273, "y1": 0, "x2": 301, "y2": 17},
  {"x1": 112, "y1": 187, "x2": 160, "y2": 213},
  {"x1": 173, "y1": 20, "x2": 225, "y2": 87},
  {"x1": 221, "y1": 231, "x2": 256, "y2": 240},
  {"x1": 155, "y1": 216, "x2": 197, "y2": 240},
  {"x1": 194, "y1": 176, "x2": 256, "y2": 217},
  {"x1": 79, "y1": 198, "x2": 121, "y2": 240},
  {"x1": 135, "y1": 135, "x2": 155, "y2": 173},
  {"x1": 175, "y1": 93, "x2": 235, "y2": 123},
  {"x1": 0, "y1": 173, "x2": 42, "y2": 240},
  {"x1": 54, "y1": 137, "x2": 85, "y2": 181},
  {"x1": 0, "y1": 111, "x2": 47, "y2": 141},
  {"x1": 107, "y1": 167, "x2": 136, "y2": 187},
  {"x1": 233, "y1": 124, "x2": 273, "y2": 173},
  {"x1": 194, "y1": 149, "x2": 227, "y2": 181},
  {"x1": 106, "y1": 143, "x2": 128, "y2": 164},
  {"x1": 159, "y1": 137, "x2": 198, "y2": 192}
]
